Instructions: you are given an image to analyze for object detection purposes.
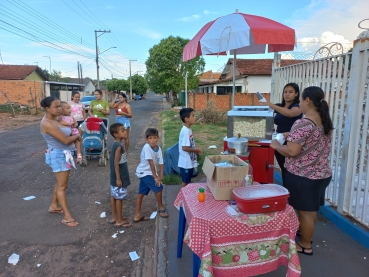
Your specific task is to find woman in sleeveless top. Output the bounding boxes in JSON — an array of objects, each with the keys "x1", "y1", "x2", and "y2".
[
  {"x1": 270, "y1": 86, "x2": 333, "y2": 256},
  {"x1": 258, "y1": 83, "x2": 302, "y2": 186},
  {"x1": 110, "y1": 92, "x2": 132, "y2": 154},
  {"x1": 40, "y1": 96, "x2": 81, "y2": 227}
]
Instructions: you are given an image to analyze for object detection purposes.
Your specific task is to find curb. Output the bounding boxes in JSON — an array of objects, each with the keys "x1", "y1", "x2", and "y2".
[{"x1": 274, "y1": 171, "x2": 369, "y2": 250}]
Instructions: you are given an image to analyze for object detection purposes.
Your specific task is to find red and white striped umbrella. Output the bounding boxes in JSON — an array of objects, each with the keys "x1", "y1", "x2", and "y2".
[{"x1": 183, "y1": 12, "x2": 295, "y2": 62}]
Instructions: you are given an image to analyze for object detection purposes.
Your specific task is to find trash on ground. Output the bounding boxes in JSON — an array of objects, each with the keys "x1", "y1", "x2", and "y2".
[
  {"x1": 37, "y1": 264, "x2": 41, "y2": 267},
  {"x1": 95, "y1": 201, "x2": 101, "y2": 204},
  {"x1": 100, "y1": 212, "x2": 106, "y2": 218},
  {"x1": 112, "y1": 233, "x2": 118, "y2": 238},
  {"x1": 23, "y1": 196, "x2": 36, "y2": 201},
  {"x1": 208, "y1": 145, "x2": 217, "y2": 149},
  {"x1": 150, "y1": 211, "x2": 157, "y2": 219},
  {"x1": 8, "y1": 253, "x2": 19, "y2": 265},
  {"x1": 119, "y1": 230, "x2": 124, "y2": 234},
  {"x1": 129, "y1": 251, "x2": 140, "y2": 261}
]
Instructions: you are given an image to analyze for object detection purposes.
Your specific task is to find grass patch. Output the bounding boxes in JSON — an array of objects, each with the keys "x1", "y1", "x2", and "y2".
[
  {"x1": 162, "y1": 173, "x2": 182, "y2": 185},
  {"x1": 159, "y1": 110, "x2": 227, "y2": 172}
]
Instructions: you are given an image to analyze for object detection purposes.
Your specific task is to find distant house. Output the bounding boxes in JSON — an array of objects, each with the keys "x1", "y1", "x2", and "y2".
[
  {"x1": 0, "y1": 65, "x2": 49, "y2": 108},
  {"x1": 0, "y1": 64, "x2": 49, "y2": 81},
  {"x1": 65, "y1": 77, "x2": 95, "y2": 95},
  {"x1": 196, "y1": 59, "x2": 306, "y2": 95}
]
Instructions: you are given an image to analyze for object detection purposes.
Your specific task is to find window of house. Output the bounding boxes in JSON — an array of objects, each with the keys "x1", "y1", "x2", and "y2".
[{"x1": 216, "y1": 86, "x2": 242, "y2": 95}]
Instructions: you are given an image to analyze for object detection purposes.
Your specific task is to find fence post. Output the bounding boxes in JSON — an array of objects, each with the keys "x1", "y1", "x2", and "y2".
[{"x1": 337, "y1": 33, "x2": 369, "y2": 214}]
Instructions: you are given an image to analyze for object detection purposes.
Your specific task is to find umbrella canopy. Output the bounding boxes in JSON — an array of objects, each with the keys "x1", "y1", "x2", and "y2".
[{"x1": 183, "y1": 13, "x2": 295, "y2": 62}]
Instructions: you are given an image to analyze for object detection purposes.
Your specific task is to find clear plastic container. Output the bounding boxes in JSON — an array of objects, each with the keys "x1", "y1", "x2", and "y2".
[{"x1": 245, "y1": 160, "x2": 253, "y2": 184}]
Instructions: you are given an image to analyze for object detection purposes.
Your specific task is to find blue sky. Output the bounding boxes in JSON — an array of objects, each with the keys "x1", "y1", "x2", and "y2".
[{"x1": 0, "y1": 0, "x2": 366, "y2": 80}]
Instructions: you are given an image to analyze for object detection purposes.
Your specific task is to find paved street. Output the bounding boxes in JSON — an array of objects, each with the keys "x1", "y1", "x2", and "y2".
[{"x1": 0, "y1": 92, "x2": 167, "y2": 277}]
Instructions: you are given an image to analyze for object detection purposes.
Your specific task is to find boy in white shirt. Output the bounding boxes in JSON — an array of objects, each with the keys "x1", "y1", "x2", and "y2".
[
  {"x1": 178, "y1": 108, "x2": 202, "y2": 187},
  {"x1": 134, "y1": 128, "x2": 168, "y2": 221}
]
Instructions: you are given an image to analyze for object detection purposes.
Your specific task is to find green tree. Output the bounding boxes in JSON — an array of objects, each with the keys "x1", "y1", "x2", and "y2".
[
  {"x1": 42, "y1": 68, "x2": 68, "y2": 82},
  {"x1": 106, "y1": 79, "x2": 130, "y2": 92},
  {"x1": 145, "y1": 35, "x2": 205, "y2": 104},
  {"x1": 128, "y1": 75, "x2": 148, "y2": 95}
]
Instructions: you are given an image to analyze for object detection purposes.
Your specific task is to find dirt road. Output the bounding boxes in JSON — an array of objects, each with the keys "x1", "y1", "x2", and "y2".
[{"x1": 0, "y1": 92, "x2": 168, "y2": 277}]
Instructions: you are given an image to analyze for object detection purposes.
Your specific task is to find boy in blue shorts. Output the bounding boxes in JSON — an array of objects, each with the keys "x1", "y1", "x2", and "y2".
[
  {"x1": 134, "y1": 128, "x2": 168, "y2": 222},
  {"x1": 109, "y1": 123, "x2": 133, "y2": 228},
  {"x1": 178, "y1": 108, "x2": 202, "y2": 187}
]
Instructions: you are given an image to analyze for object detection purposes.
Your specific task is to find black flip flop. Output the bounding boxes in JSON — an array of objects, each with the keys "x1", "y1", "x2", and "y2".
[
  {"x1": 158, "y1": 209, "x2": 169, "y2": 218},
  {"x1": 113, "y1": 222, "x2": 133, "y2": 228},
  {"x1": 296, "y1": 241, "x2": 313, "y2": 256},
  {"x1": 133, "y1": 216, "x2": 150, "y2": 223}
]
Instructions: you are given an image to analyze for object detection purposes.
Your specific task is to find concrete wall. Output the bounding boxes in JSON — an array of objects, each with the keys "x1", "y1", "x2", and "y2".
[
  {"x1": 247, "y1": 75, "x2": 271, "y2": 93},
  {"x1": 0, "y1": 80, "x2": 44, "y2": 108},
  {"x1": 187, "y1": 92, "x2": 271, "y2": 111}
]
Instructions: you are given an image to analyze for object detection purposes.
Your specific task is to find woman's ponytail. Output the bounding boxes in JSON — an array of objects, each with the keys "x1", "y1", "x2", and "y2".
[{"x1": 301, "y1": 86, "x2": 333, "y2": 135}]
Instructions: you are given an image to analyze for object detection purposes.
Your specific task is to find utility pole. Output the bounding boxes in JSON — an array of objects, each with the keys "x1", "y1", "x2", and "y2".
[
  {"x1": 185, "y1": 72, "x2": 188, "y2": 107},
  {"x1": 80, "y1": 63, "x2": 83, "y2": 83},
  {"x1": 77, "y1": 61, "x2": 80, "y2": 83},
  {"x1": 129, "y1": 59, "x2": 137, "y2": 100},
  {"x1": 0, "y1": 50, "x2": 3, "y2": 64},
  {"x1": 95, "y1": 30, "x2": 111, "y2": 89}
]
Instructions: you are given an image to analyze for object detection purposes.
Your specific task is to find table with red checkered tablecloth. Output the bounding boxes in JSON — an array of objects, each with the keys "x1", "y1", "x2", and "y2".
[{"x1": 174, "y1": 183, "x2": 301, "y2": 277}]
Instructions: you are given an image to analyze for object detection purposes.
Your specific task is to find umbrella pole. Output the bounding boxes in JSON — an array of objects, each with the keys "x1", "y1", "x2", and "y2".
[{"x1": 231, "y1": 51, "x2": 236, "y2": 109}]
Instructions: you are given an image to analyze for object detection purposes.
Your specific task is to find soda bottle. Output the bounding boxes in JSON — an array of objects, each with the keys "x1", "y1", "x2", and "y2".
[{"x1": 245, "y1": 160, "x2": 254, "y2": 184}]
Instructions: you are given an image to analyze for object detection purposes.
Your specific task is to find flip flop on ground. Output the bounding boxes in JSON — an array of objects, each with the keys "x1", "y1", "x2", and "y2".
[
  {"x1": 158, "y1": 209, "x2": 169, "y2": 218},
  {"x1": 133, "y1": 216, "x2": 150, "y2": 223},
  {"x1": 109, "y1": 217, "x2": 127, "y2": 224},
  {"x1": 296, "y1": 241, "x2": 313, "y2": 256},
  {"x1": 49, "y1": 209, "x2": 63, "y2": 214},
  {"x1": 113, "y1": 222, "x2": 133, "y2": 228},
  {"x1": 61, "y1": 219, "x2": 79, "y2": 227}
]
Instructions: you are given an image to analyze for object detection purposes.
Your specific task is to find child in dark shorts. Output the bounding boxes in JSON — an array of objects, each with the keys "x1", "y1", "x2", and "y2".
[
  {"x1": 178, "y1": 108, "x2": 202, "y2": 187},
  {"x1": 134, "y1": 128, "x2": 168, "y2": 222},
  {"x1": 109, "y1": 123, "x2": 132, "y2": 228}
]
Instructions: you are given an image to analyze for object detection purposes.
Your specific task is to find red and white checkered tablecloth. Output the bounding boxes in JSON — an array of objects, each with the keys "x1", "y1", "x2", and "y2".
[{"x1": 174, "y1": 183, "x2": 301, "y2": 277}]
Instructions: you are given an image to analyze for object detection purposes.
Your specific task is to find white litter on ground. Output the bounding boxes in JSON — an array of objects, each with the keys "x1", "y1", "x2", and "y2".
[
  {"x1": 8, "y1": 253, "x2": 19, "y2": 265},
  {"x1": 37, "y1": 264, "x2": 41, "y2": 267},
  {"x1": 150, "y1": 211, "x2": 157, "y2": 219},
  {"x1": 100, "y1": 212, "x2": 106, "y2": 218},
  {"x1": 23, "y1": 196, "x2": 36, "y2": 201},
  {"x1": 112, "y1": 233, "x2": 118, "y2": 238},
  {"x1": 95, "y1": 201, "x2": 101, "y2": 204},
  {"x1": 129, "y1": 251, "x2": 139, "y2": 261},
  {"x1": 208, "y1": 145, "x2": 217, "y2": 149},
  {"x1": 119, "y1": 230, "x2": 124, "y2": 234}
]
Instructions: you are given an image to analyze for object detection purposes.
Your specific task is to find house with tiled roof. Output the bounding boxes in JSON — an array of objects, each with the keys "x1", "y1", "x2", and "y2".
[
  {"x1": 66, "y1": 77, "x2": 96, "y2": 94},
  {"x1": 0, "y1": 64, "x2": 49, "y2": 81},
  {"x1": 196, "y1": 58, "x2": 306, "y2": 95}
]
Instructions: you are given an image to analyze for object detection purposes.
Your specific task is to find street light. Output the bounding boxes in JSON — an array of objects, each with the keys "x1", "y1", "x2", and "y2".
[
  {"x1": 43, "y1": 56, "x2": 51, "y2": 75},
  {"x1": 129, "y1": 59, "x2": 137, "y2": 100}
]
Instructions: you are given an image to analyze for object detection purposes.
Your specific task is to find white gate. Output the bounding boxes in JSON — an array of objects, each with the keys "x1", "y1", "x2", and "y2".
[{"x1": 271, "y1": 36, "x2": 369, "y2": 227}]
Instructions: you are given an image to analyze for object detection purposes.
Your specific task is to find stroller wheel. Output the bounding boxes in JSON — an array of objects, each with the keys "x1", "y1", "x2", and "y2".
[
  {"x1": 81, "y1": 158, "x2": 87, "y2": 166},
  {"x1": 102, "y1": 158, "x2": 107, "y2": 166},
  {"x1": 98, "y1": 158, "x2": 102, "y2": 166},
  {"x1": 105, "y1": 149, "x2": 110, "y2": 160}
]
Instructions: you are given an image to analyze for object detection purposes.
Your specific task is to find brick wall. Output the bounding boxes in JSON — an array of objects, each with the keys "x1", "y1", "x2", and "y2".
[
  {"x1": 0, "y1": 80, "x2": 44, "y2": 108},
  {"x1": 188, "y1": 92, "x2": 271, "y2": 110}
]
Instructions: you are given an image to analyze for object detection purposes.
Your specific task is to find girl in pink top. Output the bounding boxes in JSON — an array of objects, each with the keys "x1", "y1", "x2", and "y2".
[
  {"x1": 59, "y1": 101, "x2": 82, "y2": 164},
  {"x1": 270, "y1": 86, "x2": 333, "y2": 256},
  {"x1": 68, "y1": 91, "x2": 86, "y2": 126}
]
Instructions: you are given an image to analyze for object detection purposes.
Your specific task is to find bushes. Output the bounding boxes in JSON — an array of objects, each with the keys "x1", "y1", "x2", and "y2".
[{"x1": 199, "y1": 100, "x2": 227, "y2": 125}]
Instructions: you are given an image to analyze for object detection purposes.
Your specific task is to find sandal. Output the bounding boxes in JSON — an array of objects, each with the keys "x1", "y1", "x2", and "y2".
[
  {"x1": 113, "y1": 221, "x2": 133, "y2": 228},
  {"x1": 133, "y1": 216, "x2": 150, "y2": 223},
  {"x1": 296, "y1": 241, "x2": 313, "y2": 256},
  {"x1": 61, "y1": 219, "x2": 79, "y2": 227},
  {"x1": 76, "y1": 154, "x2": 82, "y2": 164},
  {"x1": 158, "y1": 209, "x2": 169, "y2": 218}
]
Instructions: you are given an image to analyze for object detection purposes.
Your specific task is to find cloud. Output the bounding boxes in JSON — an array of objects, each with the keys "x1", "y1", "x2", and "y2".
[
  {"x1": 203, "y1": 10, "x2": 217, "y2": 15},
  {"x1": 291, "y1": 0, "x2": 367, "y2": 52},
  {"x1": 297, "y1": 31, "x2": 352, "y2": 52},
  {"x1": 137, "y1": 28, "x2": 161, "y2": 40},
  {"x1": 177, "y1": 14, "x2": 200, "y2": 22},
  {"x1": 106, "y1": 5, "x2": 114, "y2": 10}
]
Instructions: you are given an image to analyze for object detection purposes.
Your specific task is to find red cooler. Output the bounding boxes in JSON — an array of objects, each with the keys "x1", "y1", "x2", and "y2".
[{"x1": 232, "y1": 184, "x2": 289, "y2": 214}]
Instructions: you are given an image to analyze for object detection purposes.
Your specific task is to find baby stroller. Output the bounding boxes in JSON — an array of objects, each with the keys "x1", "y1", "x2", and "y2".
[{"x1": 80, "y1": 117, "x2": 109, "y2": 166}]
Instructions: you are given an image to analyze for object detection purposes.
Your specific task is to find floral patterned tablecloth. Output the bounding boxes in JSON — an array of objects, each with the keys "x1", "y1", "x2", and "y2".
[{"x1": 174, "y1": 183, "x2": 301, "y2": 277}]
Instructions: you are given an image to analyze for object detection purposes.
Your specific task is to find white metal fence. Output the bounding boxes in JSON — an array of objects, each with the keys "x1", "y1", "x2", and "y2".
[{"x1": 271, "y1": 37, "x2": 369, "y2": 227}]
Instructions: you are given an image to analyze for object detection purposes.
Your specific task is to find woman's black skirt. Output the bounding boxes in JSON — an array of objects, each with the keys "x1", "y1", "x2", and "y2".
[{"x1": 285, "y1": 171, "x2": 332, "y2": 211}]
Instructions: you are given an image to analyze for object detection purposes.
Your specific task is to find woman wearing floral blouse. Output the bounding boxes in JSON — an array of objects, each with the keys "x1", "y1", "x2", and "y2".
[{"x1": 270, "y1": 86, "x2": 333, "y2": 256}]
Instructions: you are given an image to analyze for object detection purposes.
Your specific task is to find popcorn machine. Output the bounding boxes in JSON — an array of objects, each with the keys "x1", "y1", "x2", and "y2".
[{"x1": 226, "y1": 106, "x2": 275, "y2": 183}]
